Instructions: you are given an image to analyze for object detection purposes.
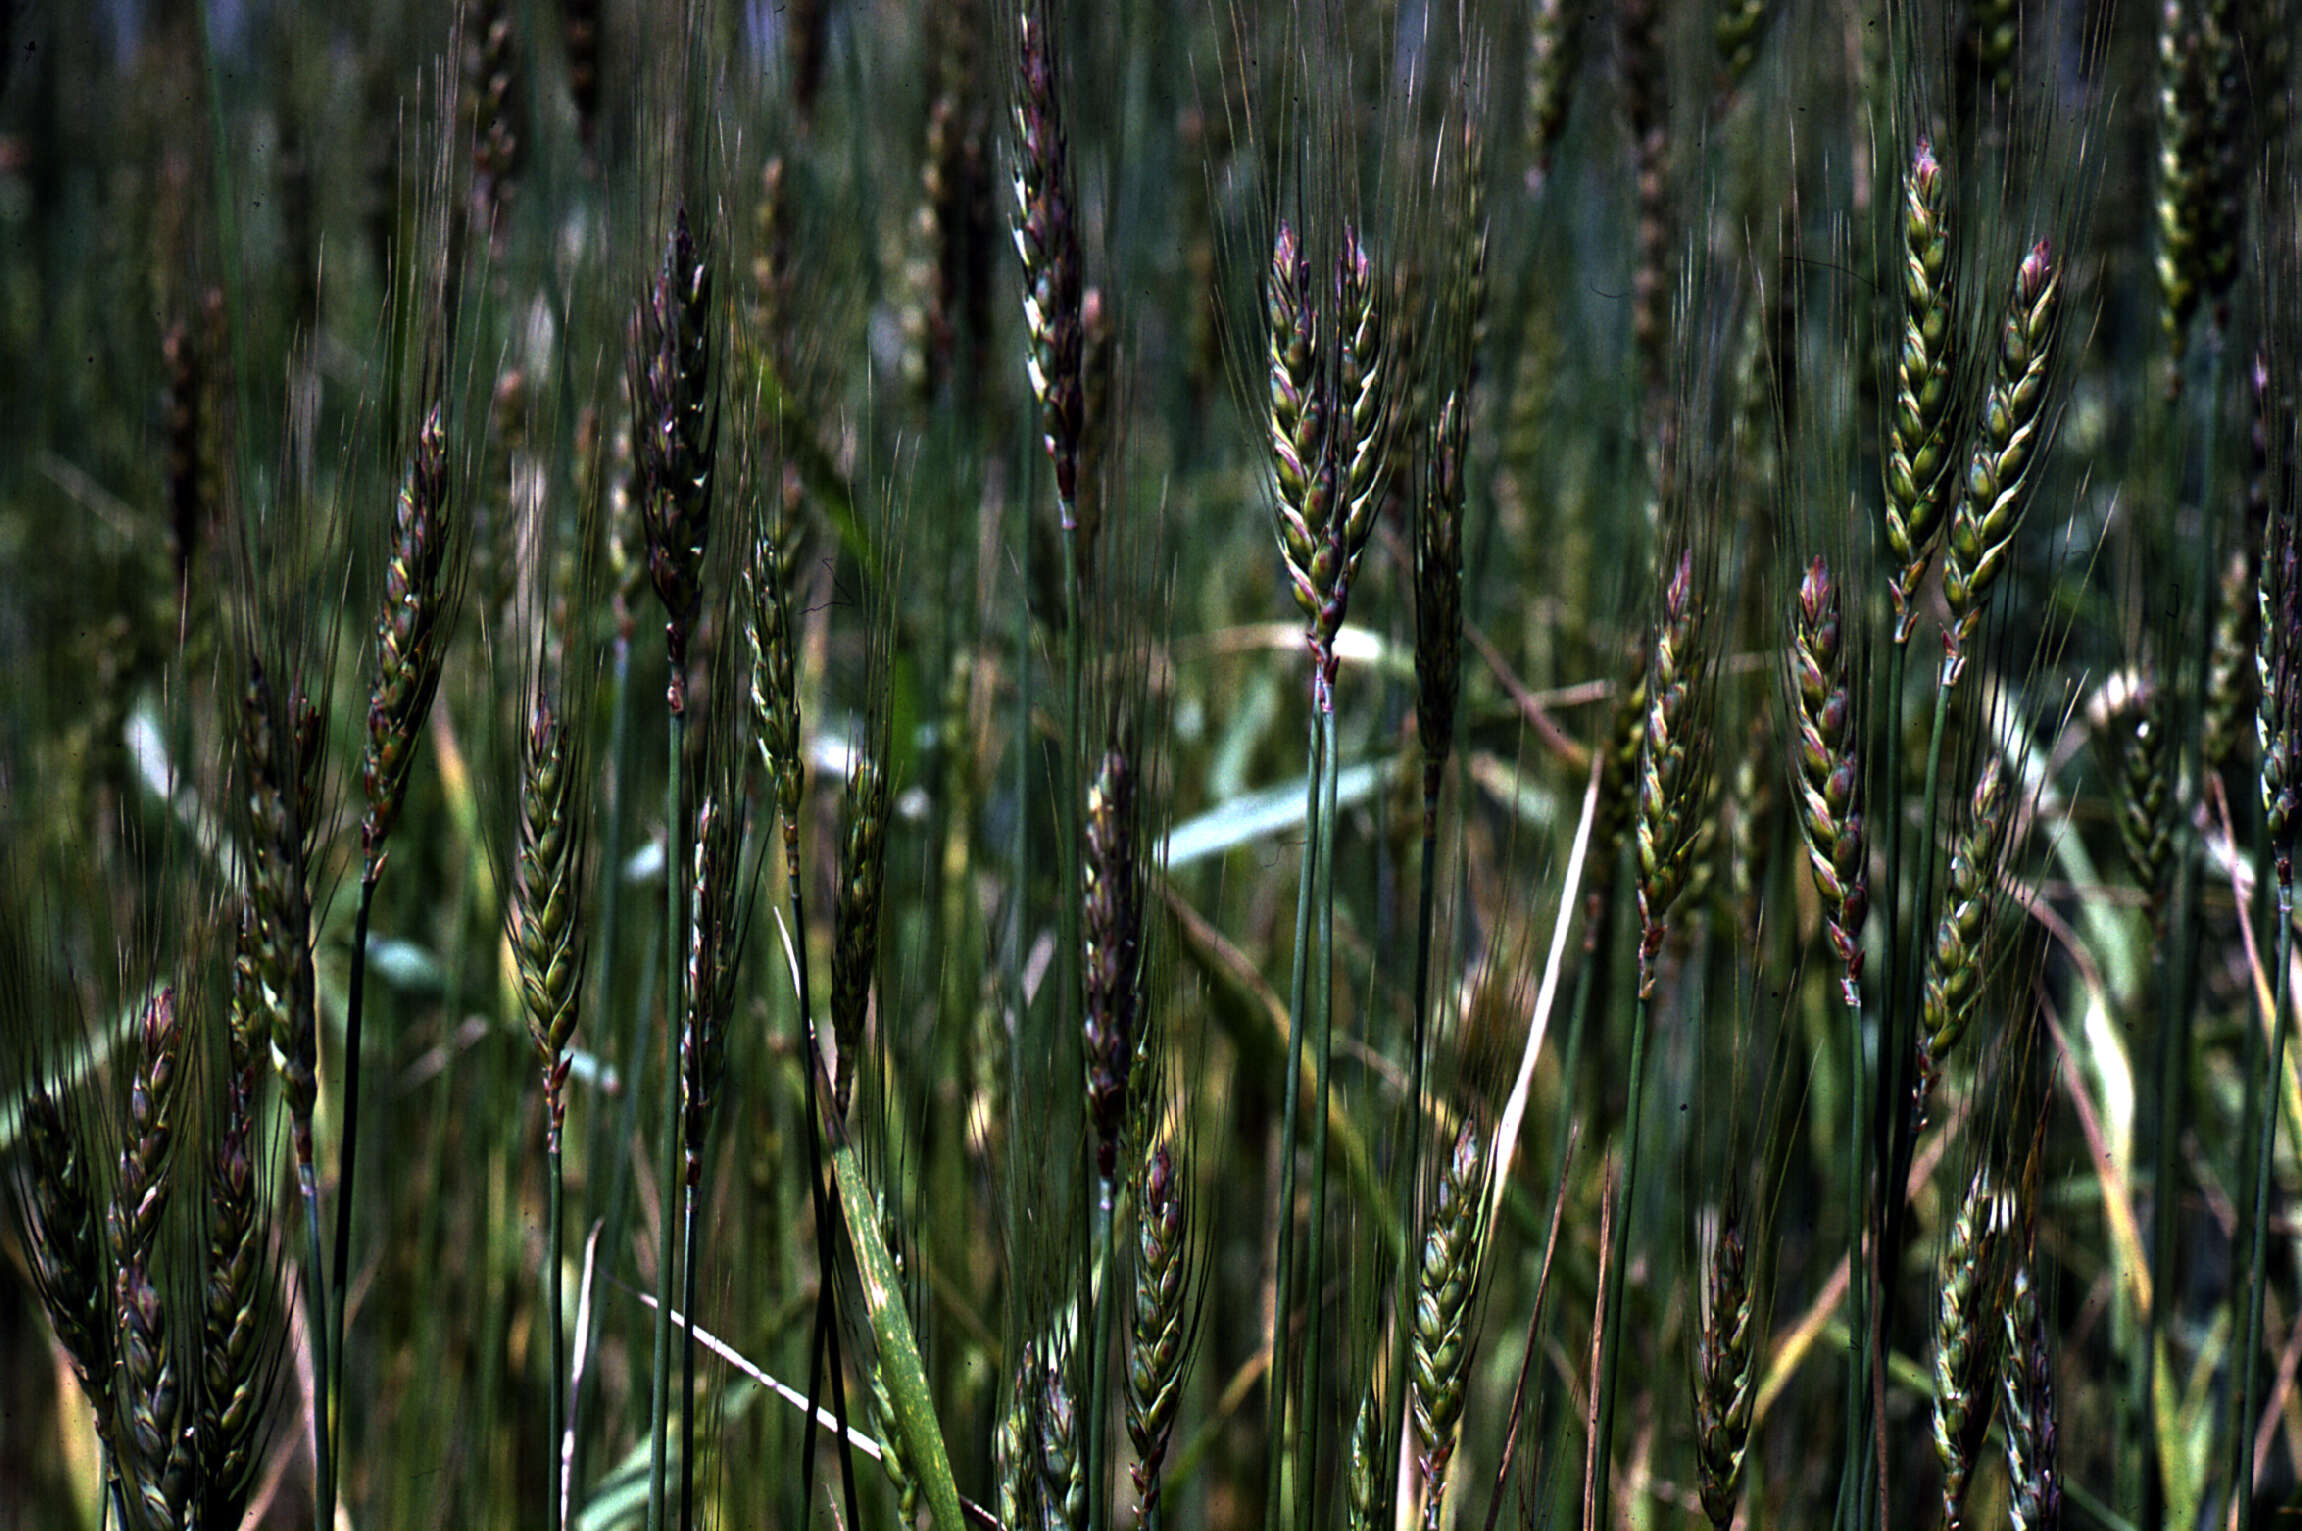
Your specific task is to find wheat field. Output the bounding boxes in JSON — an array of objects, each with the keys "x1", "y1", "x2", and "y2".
[{"x1": 0, "y1": 2, "x2": 2298, "y2": 1529}]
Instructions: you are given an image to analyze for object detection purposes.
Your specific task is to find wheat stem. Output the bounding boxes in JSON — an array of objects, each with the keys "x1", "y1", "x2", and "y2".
[
  {"x1": 299, "y1": 1162, "x2": 334, "y2": 1530},
  {"x1": 646, "y1": 708, "x2": 683, "y2": 1531},
  {"x1": 791, "y1": 868, "x2": 863, "y2": 1529},
  {"x1": 1265, "y1": 707, "x2": 1322, "y2": 1531},
  {"x1": 578, "y1": 629, "x2": 637, "y2": 1504},
  {"x1": 1880, "y1": 675, "x2": 1956, "y2": 1339},
  {"x1": 1591, "y1": 982, "x2": 1655, "y2": 1528},
  {"x1": 2237, "y1": 882, "x2": 2294, "y2": 1531},
  {"x1": 327, "y1": 870, "x2": 376, "y2": 1478},
  {"x1": 1061, "y1": 520, "x2": 1099, "y2": 1531},
  {"x1": 548, "y1": 1137, "x2": 566, "y2": 1529},
  {"x1": 1299, "y1": 700, "x2": 1342, "y2": 1525},
  {"x1": 678, "y1": 1175, "x2": 702, "y2": 1531},
  {"x1": 1389, "y1": 811, "x2": 1439, "y2": 1516}
]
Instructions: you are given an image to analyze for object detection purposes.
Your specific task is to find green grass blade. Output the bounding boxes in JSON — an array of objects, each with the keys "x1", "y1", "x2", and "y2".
[{"x1": 831, "y1": 1142, "x2": 965, "y2": 1531}]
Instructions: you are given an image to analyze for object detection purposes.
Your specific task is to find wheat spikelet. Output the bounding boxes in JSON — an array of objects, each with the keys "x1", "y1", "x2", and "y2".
[
  {"x1": 1620, "y1": 0, "x2": 1670, "y2": 402},
  {"x1": 462, "y1": 0, "x2": 522, "y2": 255},
  {"x1": 1415, "y1": 391, "x2": 1466, "y2": 823},
  {"x1": 1268, "y1": 223, "x2": 1333, "y2": 640},
  {"x1": 2207, "y1": 350, "x2": 2275, "y2": 776},
  {"x1": 1127, "y1": 1141, "x2": 1191, "y2": 1528},
  {"x1": 1083, "y1": 733, "x2": 1144, "y2": 1180},
  {"x1": 21, "y1": 1084, "x2": 113, "y2": 1421},
  {"x1": 1933, "y1": 1168, "x2": 2010, "y2": 1529},
  {"x1": 107, "y1": 991, "x2": 181, "y2": 1310},
  {"x1": 996, "y1": 1345, "x2": 1040, "y2": 1531},
  {"x1": 635, "y1": 204, "x2": 717, "y2": 707},
  {"x1": 1013, "y1": 0, "x2": 1084, "y2": 528},
  {"x1": 906, "y1": 93, "x2": 965, "y2": 401},
  {"x1": 241, "y1": 663, "x2": 323, "y2": 1170},
  {"x1": 2259, "y1": 364, "x2": 2301, "y2": 879},
  {"x1": 1943, "y1": 240, "x2": 2059, "y2": 683},
  {"x1": 1037, "y1": 1332, "x2": 1085, "y2": 1531},
  {"x1": 743, "y1": 472, "x2": 805, "y2": 879},
  {"x1": 1333, "y1": 226, "x2": 1390, "y2": 574},
  {"x1": 197, "y1": 1039, "x2": 274, "y2": 1528},
  {"x1": 360, "y1": 400, "x2": 455, "y2": 869},
  {"x1": 2111, "y1": 668, "x2": 2174, "y2": 918},
  {"x1": 2000, "y1": 1263, "x2": 2060, "y2": 1531},
  {"x1": 110, "y1": 989, "x2": 190, "y2": 1531},
  {"x1": 1791, "y1": 554, "x2": 1868, "y2": 1004},
  {"x1": 2155, "y1": 0, "x2": 2211, "y2": 352},
  {"x1": 1413, "y1": 1119, "x2": 1486, "y2": 1530},
  {"x1": 116, "y1": 1257, "x2": 191, "y2": 1531},
  {"x1": 1885, "y1": 140, "x2": 1957, "y2": 641},
  {"x1": 1635, "y1": 548, "x2": 1716, "y2": 993},
  {"x1": 1917, "y1": 759, "x2": 2012, "y2": 1126},
  {"x1": 680, "y1": 789, "x2": 748, "y2": 1184},
  {"x1": 514, "y1": 693, "x2": 589, "y2": 1149},
  {"x1": 830, "y1": 753, "x2": 890, "y2": 1122},
  {"x1": 1525, "y1": 0, "x2": 1580, "y2": 190},
  {"x1": 1692, "y1": 1195, "x2": 1756, "y2": 1529}
]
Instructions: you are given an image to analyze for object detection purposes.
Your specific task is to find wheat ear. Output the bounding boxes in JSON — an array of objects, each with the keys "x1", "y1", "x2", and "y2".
[
  {"x1": 110, "y1": 989, "x2": 191, "y2": 1531},
  {"x1": 1942, "y1": 240, "x2": 2059, "y2": 683},
  {"x1": 1013, "y1": 0, "x2": 1084, "y2": 529},
  {"x1": 1933, "y1": 1169, "x2": 2009, "y2": 1529},
  {"x1": 198, "y1": 961, "x2": 276, "y2": 1530},
  {"x1": 1635, "y1": 548, "x2": 1716, "y2": 992},
  {"x1": 636, "y1": 203, "x2": 716, "y2": 710},
  {"x1": 1128, "y1": 1140, "x2": 1192, "y2": 1529},
  {"x1": 1692, "y1": 1194, "x2": 1756, "y2": 1529},
  {"x1": 2112, "y1": 668, "x2": 2174, "y2": 920},
  {"x1": 1999, "y1": 1262, "x2": 2060, "y2": 1531},
  {"x1": 1413, "y1": 1120, "x2": 1487, "y2": 1531},
  {"x1": 1791, "y1": 554, "x2": 1868, "y2": 1005},
  {"x1": 1884, "y1": 140, "x2": 1957, "y2": 642},
  {"x1": 1084, "y1": 733, "x2": 1145, "y2": 1182},
  {"x1": 1916, "y1": 760, "x2": 2012, "y2": 1128}
]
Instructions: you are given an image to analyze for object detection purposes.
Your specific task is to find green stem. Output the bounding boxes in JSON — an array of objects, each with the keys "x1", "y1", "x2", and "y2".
[
  {"x1": 1299, "y1": 702, "x2": 1341, "y2": 1527},
  {"x1": 1089, "y1": 1175, "x2": 1119, "y2": 1531},
  {"x1": 2236, "y1": 878, "x2": 2293, "y2": 1531},
  {"x1": 1061, "y1": 522, "x2": 1098, "y2": 1531},
  {"x1": 1551, "y1": 882, "x2": 1616, "y2": 1204},
  {"x1": 1385, "y1": 815, "x2": 1439, "y2": 1516},
  {"x1": 790, "y1": 873, "x2": 863, "y2": 1529},
  {"x1": 1590, "y1": 977, "x2": 1656, "y2": 1531},
  {"x1": 2146, "y1": 334, "x2": 2224, "y2": 1525},
  {"x1": 573, "y1": 629, "x2": 634, "y2": 1502},
  {"x1": 1264, "y1": 706, "x2": 1323, "y2": 1531},
  {"x1": 299, "y1": 1162, "x2": 334, "y2": 1531},
  {"x1": 2139, "y1": 850, "x2": 2187, "y2": 1512},
  {"x1": 647, "y1": 705, "x2": 685, "y2": 1531},
  {"x1": 1867, "y1": 669, "x2": 1956, "y2": 1521},
  {"x1": 328, "y1": 870, "x2": 378, "y2": 1479},
  {"x1": 1839, "y1": 581, "x2": 1910, "y2": 1531},
  {"x1": 548, "y1": 1133, "x2": 566, "y2": 1531},
  {"x1": 679, "y1": 1175, "x2": 702, "y2": 1531}
]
